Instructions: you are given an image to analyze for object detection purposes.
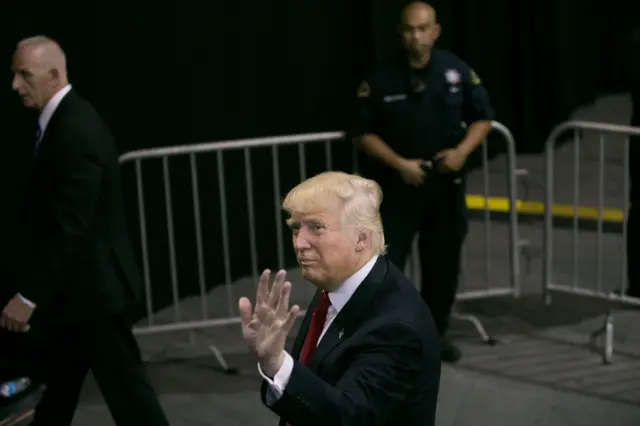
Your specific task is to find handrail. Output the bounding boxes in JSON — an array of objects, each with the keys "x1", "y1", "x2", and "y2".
[
  {"x1": 545, "y1": 121, "x2": 640, "y2": 151},
  {"x1": 119, "y1": 119, "x2": 516, "y2": 164},
  {"x1": 119, "y1": 131, "x2": 345, "y2": 163}
]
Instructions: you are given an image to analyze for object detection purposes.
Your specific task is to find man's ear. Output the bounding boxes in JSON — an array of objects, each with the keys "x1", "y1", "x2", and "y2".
[
  {"x1": 49, "y1": 67, "x2": 60, "y2": 80},
  {"x1": 433, "y1": 23, "x2": 442, "y2": 42},
  {"x1": 355, "y1": 231, "x2": 369, "y2": 252}
]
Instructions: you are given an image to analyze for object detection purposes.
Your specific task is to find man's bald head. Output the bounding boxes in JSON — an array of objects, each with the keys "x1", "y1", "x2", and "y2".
[
  {"x1": 399, "y1": 2, "x2": 440, "y2": 66},
  {"x1": 401, "y1": 1, "x2": 437, "y2": 25},
  {"x1": 11, "y1": 36, "x2": 69, "y2": 110}
]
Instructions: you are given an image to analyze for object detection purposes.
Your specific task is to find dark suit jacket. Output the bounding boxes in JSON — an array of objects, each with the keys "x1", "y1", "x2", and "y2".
[
  {"x1": 10, "y1": 89, "x2": 143, "y2": 326},
  {"x1": 261, "y1": 256, "x2": 441, "y2": 426}
]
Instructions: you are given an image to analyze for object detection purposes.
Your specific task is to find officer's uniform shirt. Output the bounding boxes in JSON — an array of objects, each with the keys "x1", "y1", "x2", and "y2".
[{"x1": 351, "y1": 49, "x2": 494, "y2": 180}]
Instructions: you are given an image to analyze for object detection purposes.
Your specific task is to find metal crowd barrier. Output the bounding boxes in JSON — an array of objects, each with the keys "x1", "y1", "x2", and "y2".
[
  {"x1": 119, "y1": 120, "x2": 521, "y2": 370},
  {"x1": 543, "y1": 120, "x2": 640, "y2": 364},
  {"x1": 119, "y1": 132, "x2": 345, "y2": 372}
]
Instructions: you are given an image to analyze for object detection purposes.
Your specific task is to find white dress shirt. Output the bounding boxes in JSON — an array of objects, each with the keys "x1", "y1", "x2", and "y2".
[
  {"x1": 258, "y1": 255, "x2": 378, "y2": 403},
  {"x1": 18, "y1": 84, "x2": 73, "y2": 309},
  {"x1": 38, "y1": 84, "x2": 72, "y2": 137}
]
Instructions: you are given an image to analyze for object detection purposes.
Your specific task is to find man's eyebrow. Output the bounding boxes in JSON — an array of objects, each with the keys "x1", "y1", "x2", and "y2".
[
  {"x1": 15, "y1": 67, "x2": 33, "y2": 76},
  {"x1": 286, "y1": 219, "x2": 323, "y2": 228}
]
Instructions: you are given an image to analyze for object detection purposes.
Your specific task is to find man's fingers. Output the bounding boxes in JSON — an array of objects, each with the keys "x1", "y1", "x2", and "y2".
[
  {"x1": 267, "y1": 270, "x2": 286, "y2": 309},
  {"x1": 10, "y1": 321, "x2": 21, "y2": 333},
  {"x1": 4, "y1": 317, "x2": 22, "y2": 333},
  {"x1": 282, "y1": 305, "x2": 300, "y2": 334},
  {"x1": 238, "y1": 297, "x2": 254, "y2": 326},
  {"x1": 0, "y1": 313, "x2": 15, "y2": 331},
  {"x1": 274, "y1": 270, "x2": 287, "y2": 286},
  {"x1": 256, "y1": 269, "x2": 271, "y2": 305},
  {"x1": 276, "y1": 281, "x2": 292, "y2": 317}
]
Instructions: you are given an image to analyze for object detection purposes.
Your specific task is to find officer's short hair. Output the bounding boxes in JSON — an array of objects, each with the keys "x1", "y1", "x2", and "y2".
[{"x1": 282, "y1": 171, "x2": 386, "y2": 254}]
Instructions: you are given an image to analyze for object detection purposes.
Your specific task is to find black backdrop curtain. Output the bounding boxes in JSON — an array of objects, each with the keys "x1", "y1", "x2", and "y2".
[{"x1": 0, "y1": 1, "x2": 637, "y2": 315}]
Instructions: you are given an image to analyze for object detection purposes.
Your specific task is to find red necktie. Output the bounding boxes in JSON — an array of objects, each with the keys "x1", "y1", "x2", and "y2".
[
  {"x1": 298, "y1": 291, "x2": 331, "y2": 366},
  {"x1": 286, "y1": 292, "x2": 330, "y2": 426}
]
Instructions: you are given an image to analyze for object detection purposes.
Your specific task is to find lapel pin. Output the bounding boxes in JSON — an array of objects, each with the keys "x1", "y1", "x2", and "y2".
[{"x1": 338, "y1": 329, "x2": 344, "y2": 339}]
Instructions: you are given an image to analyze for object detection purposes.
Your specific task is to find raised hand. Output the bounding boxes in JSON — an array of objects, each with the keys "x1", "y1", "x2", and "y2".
[{"x1": 239, "y1": 269, "x2": 300, "y2": 373}]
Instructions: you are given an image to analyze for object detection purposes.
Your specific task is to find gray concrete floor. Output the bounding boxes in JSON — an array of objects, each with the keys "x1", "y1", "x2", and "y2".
[{"x1": 73, "y1": 94, "x2": 640, "y2": 425}]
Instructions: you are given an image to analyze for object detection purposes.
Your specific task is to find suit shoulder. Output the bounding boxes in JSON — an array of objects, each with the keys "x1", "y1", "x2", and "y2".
[
  {"x1": 53, "y1": 93, "x2": 117, "y2": 155},
  {"x1": 63, "y1": 94, "x2": 110, "y2": 130},
  {"x1": 374, "y1": 261, "x2": 438, "y2": 336}
]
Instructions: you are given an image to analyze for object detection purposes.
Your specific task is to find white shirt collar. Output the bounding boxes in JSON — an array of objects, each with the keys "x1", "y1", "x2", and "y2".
[
  {"x1": 39, "y1": 84, "x2": 72, "y2": 133},
  {"x1": 327, "y1": 255, "x2": 378, "y2": 313}
]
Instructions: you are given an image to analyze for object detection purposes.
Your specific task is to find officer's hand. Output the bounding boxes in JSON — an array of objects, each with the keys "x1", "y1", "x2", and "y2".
[
  {"x1": 436, "y1": 149, "x2": 467, "y2": 172},
  {"x1": 397, "y1": 158, "x2": 425, "y2": 186}
]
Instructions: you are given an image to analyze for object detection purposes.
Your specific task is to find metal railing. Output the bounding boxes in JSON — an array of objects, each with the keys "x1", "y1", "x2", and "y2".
[
  {"x1": 120, "y1": 131, "x2": 345, "y2": 371},
  {"x1": 544, "y1": 120, "x2": 640, "y2": 364},
  {"x1": 119, "y1": 121, "x2": 522, "y2": 369}
]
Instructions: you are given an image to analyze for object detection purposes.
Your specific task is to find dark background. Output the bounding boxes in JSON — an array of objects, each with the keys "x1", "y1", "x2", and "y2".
[{"x1": 0, "y1": 1, "x2": 638, "y2": 317}]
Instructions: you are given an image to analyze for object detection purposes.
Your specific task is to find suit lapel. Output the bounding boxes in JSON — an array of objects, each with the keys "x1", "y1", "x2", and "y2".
[
  {"x1": 308, "y1": 256, "x2": 389, "y2": 372},
  {"x1": 33, "y1": 90, "x2": 76, "y2": 165},
  {"x1": 33, "y1": 129, "x2": 54, "y2": 167}
]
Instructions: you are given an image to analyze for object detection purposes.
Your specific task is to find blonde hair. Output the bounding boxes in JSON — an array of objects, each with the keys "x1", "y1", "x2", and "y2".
[{"x1": 282, "y1": 171, "x2": 386, "y2": 254}]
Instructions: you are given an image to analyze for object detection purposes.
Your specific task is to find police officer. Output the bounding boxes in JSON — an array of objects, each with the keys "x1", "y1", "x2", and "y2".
[{"x1": 351, "y1": 1, "x2": 494, "y2": 362}]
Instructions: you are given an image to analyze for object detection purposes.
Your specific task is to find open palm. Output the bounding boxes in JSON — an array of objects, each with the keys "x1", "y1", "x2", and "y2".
[{"x1": 239, "y1": 269, "x2": 299, "y2": 360}]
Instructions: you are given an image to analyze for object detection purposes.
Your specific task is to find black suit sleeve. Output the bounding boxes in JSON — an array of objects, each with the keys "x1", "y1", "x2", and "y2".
[
  {"x1": 265, "y1": 322, "x2": 433, "y2": 426},
  {"x1": 20, "y1": 140, "x2": 103, "y2": 305}
]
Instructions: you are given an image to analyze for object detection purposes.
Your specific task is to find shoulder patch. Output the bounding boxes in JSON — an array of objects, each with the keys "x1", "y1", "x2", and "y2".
[
  {"x1": 357, "y1": 80, "x2": 370, "y2": 98},
  {"x1": 470, "y1": 69, "x2": 481, "y2": 85}
]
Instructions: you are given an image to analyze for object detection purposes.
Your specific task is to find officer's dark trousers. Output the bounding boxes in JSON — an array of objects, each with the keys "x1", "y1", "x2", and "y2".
[{"x1": 380, "y1": 175, "x2": 468, "y2": 335}]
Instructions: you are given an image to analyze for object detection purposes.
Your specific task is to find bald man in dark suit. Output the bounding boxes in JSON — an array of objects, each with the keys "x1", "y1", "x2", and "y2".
[{"x1": 1, "y1": 35, "x2": 169, "y2": 426}]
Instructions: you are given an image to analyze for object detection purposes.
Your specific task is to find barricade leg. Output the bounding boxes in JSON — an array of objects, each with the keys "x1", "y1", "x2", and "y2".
[{"x1": 589, "y1": 310, "x2": 614, "y2": 365}]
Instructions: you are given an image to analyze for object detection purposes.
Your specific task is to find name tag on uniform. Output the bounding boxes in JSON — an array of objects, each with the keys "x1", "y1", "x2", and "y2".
[{"x1": 383, "y1": 94, "x2": 407, "y2": 103}]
